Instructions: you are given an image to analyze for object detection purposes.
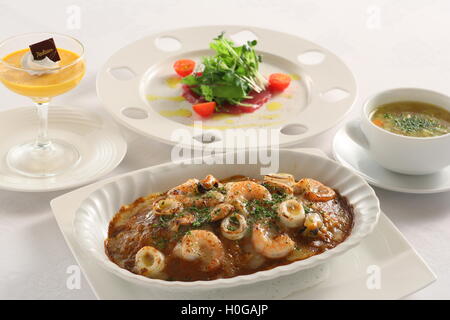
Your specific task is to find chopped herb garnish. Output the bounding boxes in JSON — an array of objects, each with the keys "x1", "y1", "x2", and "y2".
[
  {"x1": 186, "y1": 206, "x2": 212, "y2": 227},
  {"x1": 261, "y1": 182, "x2": 287, "y2": 195},
  {"x1": 156, "y1": 215, "x2": 172, "y2": 228},
  {"x1": 215, "y1": 186, "x2": 227, "y2": 194},
  {"x1": 153, "y1": 237, "x2": 169, "y2": 250},
  {"x1": 303, "y1": 205, "x2": 312, "y2": 213},
  {"x1": 203, "y1": 190, "x2": 220, "y2": 199},
  {"x1": 393, "y1": 114, "x2": 440, "y2": 134},
  {"x1": 372, "y1": 102, "x2": 450, "y2": 137},
  {"x1": 245, "y1": 192, "x2": 287, "y2": 223},
  {"x1": 227, "y1": 214, "x2": 240, "y2": 231}
]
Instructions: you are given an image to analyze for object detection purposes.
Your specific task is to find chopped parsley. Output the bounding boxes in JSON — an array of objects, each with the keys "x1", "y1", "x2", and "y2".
[
  {"x1": 153, "y1": 237, "x2": 169, "y2": 250},
  {"x1": 303, "y1": 204, "x2": 313, "y2": 213},
  {"x1": 155, "y1": 215, "x2": 172, "y2": 228},
  {"x1": 203, "y1": 190, "x2": 220, "y2": 198},
  {"x1": 186, "y1": 206, "x2": 212, "y2": 227},
  {"x1": 245, "y1": 192, "x2": 288, "y2": 223},
  {"x1": 211, "y1": 185, "x2": 227, "y2": 195},
  {"x1": 392, "y1": 114, "x2": 441, "y2": 134},
  {"x1": 227, "y1": 214, "x2": 240, "y2": 231}
]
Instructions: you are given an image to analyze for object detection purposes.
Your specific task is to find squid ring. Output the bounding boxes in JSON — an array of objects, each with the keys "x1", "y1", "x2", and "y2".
[
  {"x1": 221, "y1": 213, "x2": 247, "y2": 240},
  {"x1": 134, "y1": 246, "x2": 166, "y2": 278}
]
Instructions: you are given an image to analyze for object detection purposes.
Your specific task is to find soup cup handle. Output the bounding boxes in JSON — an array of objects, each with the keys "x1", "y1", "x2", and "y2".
[{"x1": 345, "y1": 119, "x2": 370, "y2": 150}]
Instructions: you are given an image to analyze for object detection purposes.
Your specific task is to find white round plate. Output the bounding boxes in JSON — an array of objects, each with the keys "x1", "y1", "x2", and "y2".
[
  {"x1": 333, "y1": 126, "x2": 450, "y2": 194},
  {"x1": 97, "y1": 26, "x2": 357, "y2": 149},
  {"x1": 0, "y1": 106, "x2": 127, "y2": 192}
]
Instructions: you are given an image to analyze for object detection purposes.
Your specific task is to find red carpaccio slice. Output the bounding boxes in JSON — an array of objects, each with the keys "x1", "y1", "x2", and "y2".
[{"x1": 181, "y1": 85, "x2": 272, "y2": 114}]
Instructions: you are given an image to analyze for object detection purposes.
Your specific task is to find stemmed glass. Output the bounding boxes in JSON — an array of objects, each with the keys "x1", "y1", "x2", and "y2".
[{"x1": 0, "y1": 33, "x2": 85, "y2": 177}]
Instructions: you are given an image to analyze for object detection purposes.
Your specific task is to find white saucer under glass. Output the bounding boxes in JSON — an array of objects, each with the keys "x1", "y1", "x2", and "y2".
[{"x1": 0, "y1": 106, "x2": 127, "y2": 192}]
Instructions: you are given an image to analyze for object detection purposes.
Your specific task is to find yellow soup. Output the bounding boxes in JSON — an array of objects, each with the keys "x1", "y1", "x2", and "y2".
[
  {"x1": 370, "y1": 101, "x2": 450, "y2": 137},
  {"x1": 0, "y1": 48, "x2": 85, "y2": 101}
]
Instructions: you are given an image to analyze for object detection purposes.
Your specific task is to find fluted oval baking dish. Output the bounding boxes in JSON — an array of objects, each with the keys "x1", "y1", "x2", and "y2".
[{"x1": 73, "y1": 149, "x2": 380, "y2": 289}]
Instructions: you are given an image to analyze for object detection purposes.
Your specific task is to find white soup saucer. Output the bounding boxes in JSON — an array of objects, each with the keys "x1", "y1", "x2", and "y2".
[
  {"x1": 0, "y1": 106, "x2": 127, "y2": 192},
  {"x1": 332, "y1": 126, "x2": 450, "y2": 194}
]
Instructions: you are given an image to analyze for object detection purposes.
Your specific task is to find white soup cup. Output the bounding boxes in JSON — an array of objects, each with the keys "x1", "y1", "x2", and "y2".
[{"x1": 345, "y1": 88, "x2": 450, "y2": 175}]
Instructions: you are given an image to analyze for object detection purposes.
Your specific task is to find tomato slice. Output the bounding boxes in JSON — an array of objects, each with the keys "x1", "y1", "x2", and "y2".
[
  {"x1": 268, "y1": 73, "x2": 291, "y2": 92},
  {"x1": 173, "y1": 59, "x2": 196, "y2": 77},
  {"x1": 193, "y1": 102, "x2": 216, "y2": 117}
]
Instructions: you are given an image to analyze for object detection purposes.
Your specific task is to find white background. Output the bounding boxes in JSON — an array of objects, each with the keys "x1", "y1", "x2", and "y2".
[{"x1": 0, "y1": 0, "x2": 449, "y2": 299}]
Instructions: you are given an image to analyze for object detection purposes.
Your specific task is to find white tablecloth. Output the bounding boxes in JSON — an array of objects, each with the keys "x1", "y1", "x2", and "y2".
[{"x1": 0, "y1": 0, "x2": 449, "y2": 299}]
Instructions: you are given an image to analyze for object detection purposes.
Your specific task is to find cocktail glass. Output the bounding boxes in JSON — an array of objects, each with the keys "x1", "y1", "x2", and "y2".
[{"x1": 0, "y1": 33, "x2": 85, "y2": 177}]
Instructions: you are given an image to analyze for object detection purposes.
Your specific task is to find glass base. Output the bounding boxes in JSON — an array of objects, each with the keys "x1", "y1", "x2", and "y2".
[{"x1": 6, "y1": 139, "x2": 81, "y2": 178}]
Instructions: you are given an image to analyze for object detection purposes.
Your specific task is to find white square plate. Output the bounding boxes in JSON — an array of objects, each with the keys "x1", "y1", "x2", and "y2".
[{"x1": 50, "y1": 148, "x2": 436, "y2": 299}]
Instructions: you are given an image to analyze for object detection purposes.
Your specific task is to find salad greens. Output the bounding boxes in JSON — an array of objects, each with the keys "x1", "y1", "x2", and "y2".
[{"x1": 182, "y1": 33, "x2": 267, "y2": 108}]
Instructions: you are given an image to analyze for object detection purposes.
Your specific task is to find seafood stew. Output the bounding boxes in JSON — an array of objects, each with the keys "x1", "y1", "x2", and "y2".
[{"x1": 105, "y1": 174, "x2": 354, "y2": 282}]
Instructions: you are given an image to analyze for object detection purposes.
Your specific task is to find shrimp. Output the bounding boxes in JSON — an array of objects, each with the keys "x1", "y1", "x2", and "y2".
[
  {"x1": 221, "y1": 213, "x2": 248, "y2": 240},
  {"x1": 294, "y1": 178, "x2": 336, "y2": 202},
  {"x1": 167, "y1": 176, "x2": 224, "y2": 207},
  {"x1": 303, "y1": 212, "x2": 324, "y2": 236},
  {"x1": 167, "y1": 178, "x2": 199, "y2": 197},
  {"x1": 168, "y1": 213, "x2": 195, "y2": 232},
  {"x1": 225, "y1": 181, "x2": 271, "y2": 215},
  {"x1": 173, "y1": 230, "x2": 225, "y2": 272},
  {"x1": 246, "y1": 252, "x2": 266, "y2": 269},
  {"x1": 210, "y1": 203, "x2": 234, "y2": 221},
  {"x1": 263, "y1": 180, "x2": 294, "y2": 195},
  {"x1": 277, "y1": 199, "x2": 305, "y2": 228},
  {"x1": 192, "y1": 190, "x2": 225, "y2": 208},
  {"x1": 198, "y1": 174, "x2": 220, "y2": 191},
  {"x1": 263, "y1": 173, "x2": 295, "y2": 194},
  {"x1": 134, "y1": 246, "x2": 166, "y2": 279},
  {"x1": 240, "y1": 240, "x2": 266, "y2": 269},
  {"x1": 252, "y1": 224, "x2": 295, "y2": 259},
  {"x1": 264, "y1": 173, "x2": 296, "y2": 186},
  {"x1": 153, "y1": 198, "x2": 183, "y2": 216}
]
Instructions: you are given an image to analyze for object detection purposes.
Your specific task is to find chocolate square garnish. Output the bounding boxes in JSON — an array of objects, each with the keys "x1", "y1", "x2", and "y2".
[{"x1": 29, "y1": 38, "x2": 61, "y2": 62}]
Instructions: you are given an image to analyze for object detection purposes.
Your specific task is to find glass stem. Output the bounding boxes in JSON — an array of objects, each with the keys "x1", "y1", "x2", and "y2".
[{"x1": 35, "y1": 101, "x2": 51, "y2": 148}]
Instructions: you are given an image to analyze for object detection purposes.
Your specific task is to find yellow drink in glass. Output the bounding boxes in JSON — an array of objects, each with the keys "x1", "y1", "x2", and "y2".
[
  {"x1": 0, "y1": 48, "x2": 85, "y2": 101},
  {"x1": 0, "y1": 33, "x2": 85, "y2": 177}
]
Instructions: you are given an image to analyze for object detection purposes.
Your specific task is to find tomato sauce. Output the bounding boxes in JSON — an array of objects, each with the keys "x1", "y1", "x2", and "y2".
[{"x1": 105, "y1": 175, "x2": 354, "y2": 282}]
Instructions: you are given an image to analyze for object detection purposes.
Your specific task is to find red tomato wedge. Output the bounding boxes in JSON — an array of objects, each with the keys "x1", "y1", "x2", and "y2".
[
  {"x1": 173, "y1": 59, "x2": 196, "y2": 77},
  {"x1": 193, "y1": 102, "x2": 216, "y2": 117},
  {"x1": 268, "y1": 73, "x2": 291, "y2": 92}
]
